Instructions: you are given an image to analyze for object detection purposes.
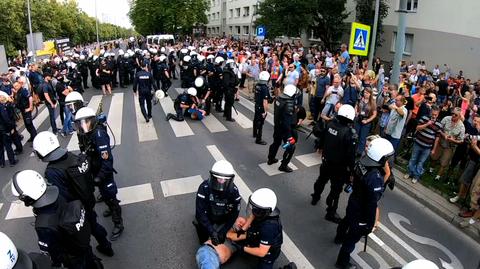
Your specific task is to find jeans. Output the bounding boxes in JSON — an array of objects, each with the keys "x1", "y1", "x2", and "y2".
[
  {"x1": 62, "y1": 105, "x2": 74, "y2": 134},
  {"x1": 408, "y1": 142, "x2": 431, "y2": 180},
  {"x1": 47, "y1": 103, "x2": 58, "y2": 134},
  {"x1": 195, "y1": 245, "x2": 220, "y2": 269},
  {"x1": 438, "y1": 95, "x2": 447, "y2": 105},
  {"x1": 355, "y1": 121, "x2": 372, "y2": 154}
]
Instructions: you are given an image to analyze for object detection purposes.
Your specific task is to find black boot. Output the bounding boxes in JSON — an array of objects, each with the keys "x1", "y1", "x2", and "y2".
[
  {"x1": 110, "y1": 223, "x2": 124, "y2": 241},
  {"x1": 310, "y1": 194, "x2": 320, "y2": 206},
  {"x1": 325, "y1": 212, "x2": 342, "y2": 224},
  {"x1": 278, "y1": 165, "x2": 293, "y2": 173},
  {"x1": 96, "y1": 244, "x2": 114, "y2": 257},
  {"x1": 267, "y1": 158, "x2": 279, "y2": 165}
]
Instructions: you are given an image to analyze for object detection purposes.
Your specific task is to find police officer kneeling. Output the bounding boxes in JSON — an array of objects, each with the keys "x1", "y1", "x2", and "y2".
[
  {"x1": 194, "y1": 160, "x2": 241, "y2": 245},
  {"x1": 334, "y1": 138, "x2": 394, "y2": 269},
  {"x1": 5, "y1": 170, "x2": 103, "y2": 269},
  {"x1": 311, "y1": 104, "x2": 357, "y2": 223}
]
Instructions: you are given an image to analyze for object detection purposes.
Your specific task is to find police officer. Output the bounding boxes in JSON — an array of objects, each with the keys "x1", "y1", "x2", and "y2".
[
  {"x1": 168, "y1": 48, "x2": 177, "y2": 79},
  {"x1": 12, "y1": 81, "x2": 37, "y2": 142},
  {"x1": 125, "y1": 51, "x2": 136, "y2": 85},
  {"x1": 334, "y1": 138, "x2": 394, "y2": 269},
  {"x1": 88, "y1": 55, "x2": 100, "y2": 89},
  {"x1": 212, "y1": 57, "x2": 225, "y2": 112},
  {"x1": 7, "y1": 170, "x2": 103, "y2": 269},
  {"x1": 311, "y1": 104, "x2": 357, "y2": 223},
  {"x1": 0, "y1": 231, "x2": 53, "y2": 269},
  {"x1": 230, "y1": 188, "x2": 284, "y2": 269},
  {"x1": 253, "y1": 71, "x2": 272, "y2": 145},
  {"x1": 194, "y1": 160, "x2": 241, "y2": 245},
  {"x1": 165, "y1": 87, "x2": 197, "y2": 122},
  {"x1": 267, "y1": 85, "x2": 297, "y2": 173},
  {"x1": 32, "y1": 131, "x2": 114, "y2": 257},
  {"x1": 78, "y1": 55, "x2": 89, "y2": 89},
  {"x1": 158, "y1": 55, "x2": 172, "y2": 96},
  {"x1": 194, "y1": 76, "x2": 212, "y2": 115},
  {"x1": 116, "y1": 50, "x2": 127, "y2": 88},
  {"x1": 74, "y1": 107, "x2": 124, "y2": 241},
  {"x1": 222, "y1": 59, "x2": 239, "y2": 122},
  {"x1": 133, "y1": 63, "x2": 158, "y2": 123}
]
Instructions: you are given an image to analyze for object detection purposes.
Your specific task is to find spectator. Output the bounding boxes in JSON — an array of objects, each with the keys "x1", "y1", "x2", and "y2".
[
  {"x1": 436, "y1": 73, "x2": 449, "y2": 105},
  {"x1": 338, "y1": 44, "x2": 350, "y2": 77},
  {"x1": 355, "y1": 87, "x2": 377, "y2": 155},
  {"x1": 459, "y1": 168, "x2": 480, "y2": 227},
  {"x1": 404, "y1": 106, "x2": 442, "y2": 183},
  {"x1": 321, "y1": 75, "x2": 343, "y2": 120},
  {"x1": 432, "y1": 64, "x2": 440, "y2": 80},
  {"x1": 416, "y1": 93, "x2": 437, "y2": 120},
  {"x1": 342, "y1": 74, "x2": 360, "y2": 107},
  {"x1": 284, "y1": 63, "x2": 299, "y2": 86},
  {"x1": 312, "y1": 67, "x2": 330, "y2": 121},
  {"x1": 246, "y1": 58, "x2": 260, "y2": 96},
  {"x1": 297, "y1": 64, "x2": 309, "y2": 106},
  {"x1": 430, "y1": 107, "x2": 465, "y2": 180},
  {"x1": 40, "y1": 72, "x2": 58, "y2": 135},
  {"x1": 384, "y1": 95, "x2": 408, "y2": 153}
]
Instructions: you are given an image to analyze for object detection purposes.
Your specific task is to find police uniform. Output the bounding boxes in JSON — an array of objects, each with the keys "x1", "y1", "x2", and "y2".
[
  {"x1": 45, "y1": 151, "x2": 112, "y2": 255},
  {"x1": 88, "y1": 57, "x2": 100, "y2": 89},
  {"x1": 86, "y1": 125, "x2": 124, "y2": 238},
  {"x1": 158, "y1": 61, "x2": 172, "y2": 95},
  {"x1": 133, "y1": 69, "x2": 158, "y2": 122},
  {"x1": 194, "y1": 180, "x2": 241, "y2": 244},
  {"x1": 311, "y1": 118, "x2": 357, "y2": 221},
  {"x1": 242, "y1": 209, "x2": 283, "y2": 269},
  {"x1": 166, "y1": 92, "x2": 194, "y2": 121},
  {"x1": 222, "y1": 66, "x2": 238, "y2": 121},
  {"x1": 195, "y1": 78, "x2": 211, "y2": 115},
  {"x1": 117, "y1": 55, "x2": 127, "y2": 88},
  {"x1": 0, "y1": 101, "x2": 16, "y2": 166},
  {"x1": 211, "y1": 65, "x2": 224, "y2": 112},
  {"x1": 78, "y1": 59, "x2": 89, "y2": 89},
  {"x1": 267, "y1": 93, "x2": 297, "y2": 169},
  {"x1": 335, "y1": 162, "x2": 385, "y2": 268},
  {"x1": 253, "y1": 83, "x2": 271, "y2": 143},
  {"x1": 168, "y1": 52, "x2": 177, "y2": 79}
]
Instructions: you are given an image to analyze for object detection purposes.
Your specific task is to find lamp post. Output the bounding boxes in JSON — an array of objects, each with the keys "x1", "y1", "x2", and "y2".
[
  {"x1": 391, "y1": 0, "x2": 408, "y2": 84},
  {"x1": 248, "y1": 1, "x2": 259, "y2": 42},
  {"x1": 368, "y1": 0, "x2": 380, "y2": 70},
  {"x1": 26, "y1": 0, "x2": 35, "y2": 60},
  {"x1": 95, "y1": 0, "x2": 100, "y2": 47}
]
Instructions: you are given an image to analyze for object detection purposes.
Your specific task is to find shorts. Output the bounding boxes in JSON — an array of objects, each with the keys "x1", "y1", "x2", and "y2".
[
  {"x1": 460, "y1": 160, "x2": 480, "y2": 186},
  {"x1": 430, "y1": 146, "x2": 454, "y2": 167}
]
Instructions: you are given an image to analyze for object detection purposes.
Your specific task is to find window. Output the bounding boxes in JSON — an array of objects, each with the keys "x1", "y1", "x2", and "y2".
[
  {"x1": 208, "y1": 14, "x2": 211, "y2": 21},
  {"x1": 213, "y1": 13, "x2": 216, "y2": 20},
  {"x1": 253, "y1": 4, "x2": 258, "y2": 15},
  {"x1": 229, "y1": 9, "x2": 233, "y2": 18},
  {"x1": 243, "y1": 6, "x2": 250, "y2": 17},
  {"x1": 243, "y1": 26, "x2": 249, "y2": 35},
  {"x1": 405, "y1": 0, "x2": 418, "y2": 12},
  {"x1": 229, "y1": 26, "x2": 233, "y2": 34},
  {"x1": 391, "y1": 32, "x2": 414, "y2": 55},
  {"x1": 217, "y1": 12, "x2": 220, "y2": 19},
  {"x1": 235, "y1": 8, "x2": 241, "y2": 17},
  {"x1": 217, "y1": 27, "x2": 220, "y2": 34},
  {"x1": 211, "y1": 0, "x2": 215, "y2": 6},
  {"x1": 235, "y1": 26, "x2": 241, "y2": 35}
]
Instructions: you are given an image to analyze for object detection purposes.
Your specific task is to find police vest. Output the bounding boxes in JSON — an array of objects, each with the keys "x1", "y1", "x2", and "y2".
[
  {"x1": 208, "y1": 193, "x2": 232, "y2": 223},
  {"x1": 246, "y1": 215, "x2": 283, "y2": 248}
]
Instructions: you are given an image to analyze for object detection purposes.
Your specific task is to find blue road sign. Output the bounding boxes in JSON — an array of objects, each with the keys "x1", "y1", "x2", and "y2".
[{"x1": 256, "y1": 26, "x2": 266, "y2": 38}]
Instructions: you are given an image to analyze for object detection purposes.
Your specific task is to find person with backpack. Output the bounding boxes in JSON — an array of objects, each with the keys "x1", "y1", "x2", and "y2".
[{"x1": 5, "y1": 169, "x2": 104, "y2": 269}]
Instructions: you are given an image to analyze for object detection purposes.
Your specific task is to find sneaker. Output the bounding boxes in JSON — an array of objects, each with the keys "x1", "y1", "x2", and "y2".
[
  {"x1": 434, "y1": 175, "x2": 441, "y2": 181},
  {"x1": 460, "y1": 218, "x2": 477, "y2": 228},
  {"x1": 429, "y1": 168, "x2": 434, "y2": 173},
  {"x1": 449, "y1": 195, "x2": 459, "y2": 203},
  {"x1": 411, "y1": 178, "x2": 418, "y2": 184},
  {"x1": 403, "y1": 174, "x2": 411, "y2": 180}
]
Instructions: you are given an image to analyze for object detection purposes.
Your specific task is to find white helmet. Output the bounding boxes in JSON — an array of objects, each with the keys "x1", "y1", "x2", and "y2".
[
  {"x1": 215, "y1": 56, "x2": 224, "y2": 64},
  {"x1": 159, "y1": 55, "x2": 167, "y2": 62},
  {"x1": 79, "y1": 54, "x2": 86, "y2": 60},
  {"x1": 283, "y1": 85, "x2": 297, "y2": 97},
  {"x1": 188, "y1": 46, "x2": 195, "y2": 51},
  {"x1": 207, "y1": 55, "x2": 215, "y2": 60},
  {"x1": 155, "y1": 90, "x2": 165, "y2": 100},
  {"x1": 33, "y1": 131, "x2": 66, "y2": 162},
  {"x1": 93, "y1": 55, "x2": 99, "y2": 61},
  {"x1": 361, "y1": 137, "x2": 394, "y2": 167},
  {"x1": 149, "y1": 48, "x2": 158, "y2": 54},
  {"x1": 73, "y1": 53, "x2": 80, "y2": 58},
  {"x1": 0, "y1": 232, "x2": 20, "y2": 269},
  {"x1": 183, "y1": 55, "x2": 191, "y2": 62},
  {"x1": 337, "y1": 104, "x2": 355, "y2": 121},
  {"x1": 187, "y1": 87, "x2": 197, "y2": 96},
  {"x1": 197, "y1": 55, "x2": 205, "y2": 62},
  {"x1": 74, "y1": 107, "x2": 97, "y2": 134},
  {"x1": 194, "y1": 77, "x2": 205, "y2": 88},
  {"x1": 118, "y1": 49, "x2": 125, "y2": 56},
  {"x1": 402, "y1": 260, "x2": 439, "y2": 269},
  {"x1": 259, "y1": 71, "x2": 270, "y2": 82},
  {"x1": 160, "y1": 47, "x2": 166, "y2": 53},
  {"x1": 129, "y1": 37, "x2": 135, "y2": 42},
  {"x1": 189, "y1": 51, "x2": 197, "y2": 57},
  {"x1": 180, "y1": 48, "x2": 188, "y2": 54},
  {"x1": 249, "y1": 188, "x2": 277, "y2": 217},
  {"x1": 127, "y1": 49, "x2": 133, "y2": 55},
  {"x1": 142, "y1": 50, "x2": 148, "y2": 55},
  {"x1": 9, "y1": 170, "x2": 59, "y2": 208},
  {"x1": 65, "y1": 91, "x2": 84, "y2": 114},
  {"x1": 209, "y1": 160, "x2": 235, "y2": 192},
  {"x1": 27, "y1": 51, "x2": 34, "y2": 57}
]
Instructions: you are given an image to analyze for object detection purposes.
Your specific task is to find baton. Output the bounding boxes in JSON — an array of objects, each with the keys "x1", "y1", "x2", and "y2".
[
  {"x1": 363, "y1": 234, "x2": 368, "y2": 252},
  {"x1": 232, "y1": 104, "x2": 239, "y2": 115}
]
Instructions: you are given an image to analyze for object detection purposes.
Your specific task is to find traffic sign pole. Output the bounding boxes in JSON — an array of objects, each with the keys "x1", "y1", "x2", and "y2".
[
  {"x1": 391, "y1": 0, "x2": 408, "y2": 85},
  {"x1": 368, "y1": 0, "x2": 380, "y2": 70}
]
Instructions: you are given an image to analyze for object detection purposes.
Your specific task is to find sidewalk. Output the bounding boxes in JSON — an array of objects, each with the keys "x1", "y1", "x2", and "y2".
[{"x1": 237, "y1": 88, "x2": 480, "y2": 243}]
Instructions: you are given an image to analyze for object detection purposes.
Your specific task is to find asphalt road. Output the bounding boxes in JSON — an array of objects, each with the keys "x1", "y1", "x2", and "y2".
[{"x1": 1, "y1": 78, "x2": 479, "y2": 269}]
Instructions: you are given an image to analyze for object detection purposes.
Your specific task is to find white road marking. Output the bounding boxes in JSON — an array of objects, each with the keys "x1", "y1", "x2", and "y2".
[
  {"x1": 238, "y1": 95, "x2": 274, "y2": 125},
  {"x1": 67, "y1": 95, "x2": 103, "y2": 151},
  {"x1": 160, "y1": 96, "x2": 194, "y2": 137},
  {"x1": 174, "y1": 88, "x2": 227, "y2": 133},
  {"x1": 295, "y1": 152, "x2": 322, "y2": 167},
  {"x1": 5, "y1": 202, "x2": 33, "y2": 219},
  {"x1": 108, "y1": 93, "x2": 124, "y2": 145},
  {"x1": 134, "y1": 96, "x2": 158, "y2": 142},
  {"x1": 160, "y1": 175, "x2": 204, "y2": 197},
  {"x1": 351, "y1": 245, "x2": 372, "y2": 269},
  {"x1": 361, "y1": 243, "x2": 391, "y2": 268},
  {"x1": 221, "y1": 100, "x2": 253, "y2": 129},
  {"x1": 118, "y1": 183, "x2": 154, "y2": 205},
  {"x1": 206, "y1": 145, "x2": 314, "y2": 269},
  {"x1": 379, "y1": 223, "x2": 425, "y2": 260},
  {"x1": 258, "y1": 162, "x2": 298, "y2": 176},
  {"x1": 369, "y1": 233, "x2": 406, "y2": 265}
]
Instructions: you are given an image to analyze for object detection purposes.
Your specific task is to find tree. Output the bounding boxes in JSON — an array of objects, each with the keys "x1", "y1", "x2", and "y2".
[
  {"x1": 255, "y1": 0, "x2": 314, "y2": 38},
  {"x1": 355, "y1": 0, "x2": 389, "y2": 48},
  {"x1": 129, "y1": 0, "x2": 209, "y2": 36},
  {"x1": 311, "y1": 0, "x2": 350, "y2": 51}
]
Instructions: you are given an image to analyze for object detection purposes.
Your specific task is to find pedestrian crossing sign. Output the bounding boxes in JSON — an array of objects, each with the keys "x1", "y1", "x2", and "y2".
[{"x1": 349, "y1": 22, "x2": 371, "y2": 56}]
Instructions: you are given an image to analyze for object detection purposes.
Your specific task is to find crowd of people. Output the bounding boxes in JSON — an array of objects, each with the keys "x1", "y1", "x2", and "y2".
[{"x1": 1, "y1": 34, "x2": 478, "y2": 269}]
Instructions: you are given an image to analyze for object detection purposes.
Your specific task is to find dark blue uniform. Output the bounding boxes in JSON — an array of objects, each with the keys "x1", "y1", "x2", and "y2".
[
  {"x1": 212, "y1": 65, "x2": 224, "y2": 112},
  {"x1": 133, "y1": 70, "x2": 158, "y2": 121},
  {"x1": 243, "y1": 210, "x2": 283, "y2": 269},
  {"x1": 253, "y1": 83, "x2": 271, "y2": 143},
  {"x1": 335, "y1": 164, "x2": 384, "y2": 268},
  {"x1": 158, "y1": 62, "x2": 171, "y2": 94},
  {"x1": 41, "y1": 81, "x2": 58, "y2": 134},
  {"x1": 195, "y1": 180, "x2": 241, "y2": 243},
  {"x1": 166, "y1": 92, "x2": 194, "y2": 121},
  {"x1": 0, "y1": 102, "x2": 16, "y2": 166}
]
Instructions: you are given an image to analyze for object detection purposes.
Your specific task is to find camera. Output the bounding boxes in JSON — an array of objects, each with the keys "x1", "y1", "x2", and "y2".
[{"x1": 465, "y1": 134, "x2": 480, "y2": 143}]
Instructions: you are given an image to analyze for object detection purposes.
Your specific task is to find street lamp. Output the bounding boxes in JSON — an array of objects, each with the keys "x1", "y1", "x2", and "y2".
[
  {"x1": 391, "y1": 0, "x2": 408, "y2": 84},
  {"x1": 95, "y1": 0, "x2": 100, "y2": 47},
  {"x1": 26, "y1": 0, "x2": 35, "y2": 60}
]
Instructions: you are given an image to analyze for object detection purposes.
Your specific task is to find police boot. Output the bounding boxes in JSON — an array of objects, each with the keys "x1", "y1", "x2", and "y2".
[
  {"x1": 267, "y1": 158, "x2": 279, "y2": 165},
  {"x1": 335, "y1": 251, "x2": 356, "y2": 269},
  {"x1": 165, "y1": 113, "x2": 174, "y2": 121},
  {"x1": 325, "y1": 212, "x2": 342, "y2": 224},
  {"x1": 96, "y1": 244, "x2": 114, "y2": 257},
  {"x1": 278, "y1": 165, "x2": 293, "y2": 173},
  {"x1": 310, "y1": 194, "x2": 320, "y2": 206},
  {"x1": 111, "y1": 223, "x2": 124, "y2": 241},
  {"x1": 280, "y1": 262, "x2": 297, "y2": 269}
]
